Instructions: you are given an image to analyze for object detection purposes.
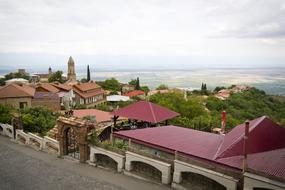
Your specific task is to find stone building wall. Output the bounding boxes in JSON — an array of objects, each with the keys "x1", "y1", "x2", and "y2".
[
  {"x1": 0, "y1": 97, "x2": 32, "y2": 109},
  {"x1": 32, "y1": 98, "x2": 60, "y2": 111}
]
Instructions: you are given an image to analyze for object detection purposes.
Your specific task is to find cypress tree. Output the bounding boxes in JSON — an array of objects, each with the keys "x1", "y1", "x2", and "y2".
[
  {"x1": 135, "y1": 77, "x2": 140, "y2": 90},
  {"x1": 87, "y1": 65, "x2": 90, "y2": 82}
]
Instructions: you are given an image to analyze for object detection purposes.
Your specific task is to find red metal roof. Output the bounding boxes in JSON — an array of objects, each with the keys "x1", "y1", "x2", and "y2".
[
  {"x1": 114, "y1": 125, "x2": 223, "y2": 159},
  {"x1": 114, "y1": 116, "x2": 285, "y2": 180},
  {"x1": 112, "y1": 101, "x2": 180, "y2": 123},
  {"x1": 123, "y1": 90, "x2": 145, "y2": 98},
  {"x1": 216, "y1": 148, "x2": 285, "y2": 181},
  {"x1": 216, "y1": 116, "x2": 285, "y2": 159},
  {"x1": 247, "y1": 148, "x2": 285, "y2": 181}
]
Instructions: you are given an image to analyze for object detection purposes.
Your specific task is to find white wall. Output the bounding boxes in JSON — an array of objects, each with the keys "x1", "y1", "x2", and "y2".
[{"x1": 244, "y1": 172, "x2": 285, "y2": 190}]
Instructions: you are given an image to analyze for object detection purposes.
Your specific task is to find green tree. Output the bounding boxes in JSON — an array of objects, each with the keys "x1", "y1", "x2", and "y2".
[
  {"x1": 156, "y1": 84, "x2": 168, "y2": 90},
  {"x1": 0, "y1": 78, "x2": 5, "y2": 86},
  {"x1": 102, "y1": 78, "x2": 120, "y2": 91},
  {"x1": 21, "y1": 107, "x2": 59, "y2": 136},
  {"x1": 0, "y1": 104, "x2": 15, "y2": 124},
  {"x1": 128, "y1": 79, "x2": 137, "y2": 86},
  {"x1": 135, "y1": 77, "x2": 140, "y2": 90},
  {"x1": 80, "y1": 78, "x2": 88, "y2": 83},
  {"x1": 87, "y1": 65, "x2": 91, "y2": 82},
  {"x1": 5, "y1": 72, "x2": 29, "y2": 80},
  {"x1": 140, "y1": 86, "x2": 150, "y2": 95},
  {"x1": 214, "y1": 86, "x2": 226, "y2": 92},
  {"x1": 48, "y1": 71, "x2": 64, "y2": 83}
]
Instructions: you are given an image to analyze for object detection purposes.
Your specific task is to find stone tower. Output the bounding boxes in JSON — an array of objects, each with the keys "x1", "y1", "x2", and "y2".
[{"x1": 67, "y1": 56, "x2": 76, "y2": 81}]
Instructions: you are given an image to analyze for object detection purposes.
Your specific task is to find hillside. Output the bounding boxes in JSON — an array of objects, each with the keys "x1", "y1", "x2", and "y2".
[{"x1": 149, "y1": 87, "x2": 285, "y2": 132}]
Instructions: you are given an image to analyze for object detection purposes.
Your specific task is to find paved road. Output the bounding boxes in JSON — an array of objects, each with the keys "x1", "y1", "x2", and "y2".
[{"x1": 0, "y1": 135, "x2": 171, "y2": 190}]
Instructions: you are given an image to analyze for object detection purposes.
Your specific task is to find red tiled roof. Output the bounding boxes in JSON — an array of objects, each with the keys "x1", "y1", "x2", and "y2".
[
  {"x1": 123, "y1": 90, "x2": 145, "y2": 98},
  {"x1": 74, "y1": 82, "x2": 101, "y2": 92},
  {"x1": 36, "y1": 83, "x2": 60, "y2": 93},
  {"x1": 73, "y1": 109, "x2": 113, "y2": 123},
  {"x1": 73, "y1": 88, "x2": 104, "y2": 99},
  {"x1": 0, "y1": 83, "x2": 35, "y2": 98},
  {"x1": 112, "y1": 101, "x2": 180, "y2": 123},
  {"x1": 50, "y1": 83, "x2": 72, "y2": 91},
  {"x1": 114, "y1": 116, "x2": 285, "y2": 180}
]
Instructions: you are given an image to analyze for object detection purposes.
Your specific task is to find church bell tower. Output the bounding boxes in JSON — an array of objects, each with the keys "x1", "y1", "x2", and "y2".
[{"x1": 67, "y1": 56, "x2": 76, "y2": 82}]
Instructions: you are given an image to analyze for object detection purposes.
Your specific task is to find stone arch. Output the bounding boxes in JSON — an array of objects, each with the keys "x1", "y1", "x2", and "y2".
[
  {"x1": 172, "y1": 160, "x2": 237, "y2": 190},
  {"x1": 57, "y1": 116, "x2": 95, "y2": 163},
  {"x1": 180, "y1": 171, "x2": 226, "y2": 190},
  {"x1": 125, "y1": 151, "x2": 172, "y2": 184},
  {"x1": 131, "y1": 161, "x2": 162, "y2": 182},
  {"x1": 89, "y1": 146, "x2": 125, "y2": 172},
  {"x1": 95, "y1": 153, "x2": 118, "y2": 171}
]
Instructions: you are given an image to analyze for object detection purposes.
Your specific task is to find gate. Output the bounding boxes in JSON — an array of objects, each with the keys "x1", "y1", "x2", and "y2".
[{"x1": 66, "y1": 128, "x2": 80, "y2": 160}]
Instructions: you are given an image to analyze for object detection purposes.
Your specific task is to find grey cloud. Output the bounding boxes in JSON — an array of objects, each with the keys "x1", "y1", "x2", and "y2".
[{"x1": 207, "y1": 0, "x2": 285, "y2": 39}]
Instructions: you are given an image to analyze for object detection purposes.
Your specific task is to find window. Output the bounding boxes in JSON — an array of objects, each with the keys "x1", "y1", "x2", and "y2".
[{"x1": 19, "y1": 102, "x2": 27, "y2": 109}]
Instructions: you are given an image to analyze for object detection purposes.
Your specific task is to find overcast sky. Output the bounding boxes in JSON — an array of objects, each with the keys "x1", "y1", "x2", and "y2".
[{"x1": 0, "y1": 0, "x2": 285, "y2": 69}]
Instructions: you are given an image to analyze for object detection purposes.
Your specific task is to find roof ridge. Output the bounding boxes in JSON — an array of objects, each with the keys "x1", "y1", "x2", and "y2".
[
  {"x1": 13, "y1": 83, "x2": 34, "y2": 96},
  {"x1": 213, "y1": 137, "x2": 225, "y2": 160},
  {"x1": 216, "y1": 116, "x2": 267, "y2": 159},
  {"x1": 148, "y1": 101, "x2": 157, "y2": 123}
]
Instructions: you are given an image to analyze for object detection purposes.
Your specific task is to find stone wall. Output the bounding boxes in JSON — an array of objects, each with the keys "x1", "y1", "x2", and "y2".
[
  {"x1": 31, "y1": 98, "x2": 60, "y2": 111},
  {"x1": 0, "y1": 97, "x2": 32, "y2": 109},
  {"x1": 0, "y1": 123, "x2": 14, "y2": 138},
  {"x1": 4, "y1": 128, "x2": 60, "y2": 154},
  {"x1": 130, "y1": 141, "x2": 175, "y2": 161}
]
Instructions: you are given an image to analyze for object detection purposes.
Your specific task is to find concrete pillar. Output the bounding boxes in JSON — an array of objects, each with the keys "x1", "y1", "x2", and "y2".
[
  {"x1": 162, "y1": 168, "x2": 172, "y2": 184},
  {"x1": 125, "y1": 160, "x2": 132, "y2": 171},
  {"x1": 173, "y1": 171, "x2": 182, "y2": 183},
  {"x1": 117, "y1": 161, "x2": 124, "y2": 173}
]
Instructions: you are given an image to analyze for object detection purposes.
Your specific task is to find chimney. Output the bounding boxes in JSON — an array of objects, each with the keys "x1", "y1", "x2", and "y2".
[
  {"x1": 220, "y1": 111, "x2": 226, "y2": 134},
  {"x1": 242, "y1": 120, "x2": 250, "y2": 173}
]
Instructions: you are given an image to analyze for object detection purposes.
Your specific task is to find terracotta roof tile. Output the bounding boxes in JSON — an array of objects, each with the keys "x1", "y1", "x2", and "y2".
[
  {"x1": 73, "y1": 109, "x2": 113, "y2": 123},
  {"x1": 36, "y1": 83, "x2": 60, "y2": 93},
  {"x1": 74, "y1": 82, "x2": 101, "y2": 92},
  {"x1": 73, "y1": 88, "x2": 104, "y2": 98},
  {"x1": 123, "y1": 90, "x2": 145, "y2": 98},
  {"x1": 50, "y1": 83, "x2": 72, "y2": 91},
  {"x1": 0, "y1": 83, "x2": 35, "y2": 98}
]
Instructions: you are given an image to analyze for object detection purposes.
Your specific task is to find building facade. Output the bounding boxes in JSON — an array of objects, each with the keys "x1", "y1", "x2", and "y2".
[
  {"x1": 0, "y1": 83, "x2": 35, "y2": 109},
  {"x1": 87, "y1": 116, "x2": 285, "y2": 190},
  {"x1": 73, "y1": 81, "x2": 105, "y2": 108}
]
